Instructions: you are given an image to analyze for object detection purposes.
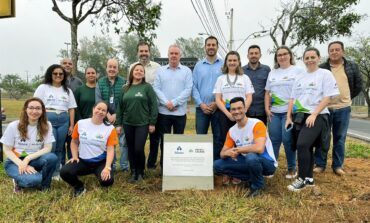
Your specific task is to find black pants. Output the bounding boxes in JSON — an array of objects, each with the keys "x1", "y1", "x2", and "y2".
[
  {"x1": 158, "y1": 114, "x2": 187, "y2": 166},
  {"x1": 60, "y1": 159, "x2": 114, "y2": 189},
  {"x1": 293, "y1": 114, "x2": 325, "y2": 179},
  {"x1": 123, "y1": 124, "x2": 149, "y2": 174},
  {"x1": 147, "y1": 122, "x2": 161, "y2": 169},
  {"x1": 219, "y1": 111, "x2": 236, "y2": 147}
]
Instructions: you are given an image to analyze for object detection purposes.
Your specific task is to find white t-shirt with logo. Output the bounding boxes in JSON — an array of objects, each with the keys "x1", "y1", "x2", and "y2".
[
  {"x1": 72, "y1": 118, "x2": 118, "y2": 163},
  {"x1": 213, "y1": 74, "x2": 255, "y2": 106},
  {"x1": 0, "y1": 120, "x2": 55, "y2": 157},
  {"x1": 265, "y1": 65, "x2": 304, "y2": 113},
  {"x1": 290, "y1": 68, "x2": 339, "y2": 114},
  {"x1": 34, "y1": 84, "x2": 77, "y2": 111}
]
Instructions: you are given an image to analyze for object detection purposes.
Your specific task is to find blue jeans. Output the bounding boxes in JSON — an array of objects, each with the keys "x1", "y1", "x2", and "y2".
[
  {"x1": 4, "y1": 153, "x2": 58, "y2": 189},
  {"x1": 268, "y1": 112, "x2": 296, "y2": 171},
  {"x1": 315, "y1": 106, "x2": 351, "y2": 170},
  {"x1": 214, "y1": 153, "x2": 276, "y2": 190},
  {"x1": 196, "y1": 108, "x2": 223, "y2": 160},
  {"x1": 47, "y1": 112, "x2": 69, "y2": 176},
  {"x1": 119, "y1": 132, "x2": 129, "y2": 171}
]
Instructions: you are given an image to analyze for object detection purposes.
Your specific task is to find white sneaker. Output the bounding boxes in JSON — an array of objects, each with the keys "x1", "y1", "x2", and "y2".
[
  {"x1": 285, "y1": 170, "x2": 297, "y2": 179},
  {"x1": 52, "y1": 175, "x2": 61, "y2": 181}
]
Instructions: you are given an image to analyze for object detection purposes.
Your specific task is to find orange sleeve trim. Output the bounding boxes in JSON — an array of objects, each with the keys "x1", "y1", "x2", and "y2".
[
  {"x1": 223, "y1": 131, "x2": 235, "y2": 148},
  {"x1": 253, "y1": 122, "x2": 267, "y2": 140},
  {"x1": 12, "y1": 148, "x2": 20, "y2": 157},
  {"x1": 106, "y1": 128, "x2": 118, "y2": 147},
  {"x1": 71, "y1": 123, "x2": 79, "y2": 139}
]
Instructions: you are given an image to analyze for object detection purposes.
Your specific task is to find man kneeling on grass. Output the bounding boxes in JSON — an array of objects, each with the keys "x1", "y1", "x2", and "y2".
[{"x1": 214, "y1": 97, "x2": 278, "y2": 197}]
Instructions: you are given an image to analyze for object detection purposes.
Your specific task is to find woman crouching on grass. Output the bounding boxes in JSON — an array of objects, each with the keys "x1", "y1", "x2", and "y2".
[
  {"x1": 0, "y1": 97, "x2": 57, "y2": 193},
  {"x1": 60, "y1": 101, "x2": 118, "y2": 197}
]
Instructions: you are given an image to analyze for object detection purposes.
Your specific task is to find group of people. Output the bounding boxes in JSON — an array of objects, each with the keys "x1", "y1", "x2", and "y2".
[{"x1": 1, "y1": 36, "x2": 362, "y2": 198}]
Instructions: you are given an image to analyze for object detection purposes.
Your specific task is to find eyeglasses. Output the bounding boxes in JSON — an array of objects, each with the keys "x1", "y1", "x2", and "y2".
[
  {"x1": 277, "y1": 52, "x2": 290, "y2": 57},
  {"x1": 52, "y1": 72, "x2": 64, "y2": 76},
  {"x1": 27, "y1": 107, "x2": 42, "y2": 111}
]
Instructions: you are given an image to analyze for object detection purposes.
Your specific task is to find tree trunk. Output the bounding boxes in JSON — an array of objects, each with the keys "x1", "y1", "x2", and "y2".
[
  {"x1": 70, "y1": 23, "x2": 79, "y2": 75},
  {"x1": 364, "y1": 90, "x2": 370, "y2": 118}
]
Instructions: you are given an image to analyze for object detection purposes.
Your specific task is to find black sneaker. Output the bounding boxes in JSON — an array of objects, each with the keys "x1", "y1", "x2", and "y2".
[
  {"x1": 304, "y1": 178, "x2": 315, "y2": 187},
  {"x1": 247, "y1": 188, "x2": 263, "y2": 198},
  {"x1": 287, "y1": 178, "x2": 306, "y2": 192},
  {"x1": 128, "y1": 172, "x2": 137, "y2": 183},
  {"x1": 74, "y1": 187, "x2": 86, "y2": 197},
  {"x1": 136, "y1": 174, "x2": 144, "y2": 183},
  {"x1": 287, "y1": 178, "x2": 315, "y2": 192}
]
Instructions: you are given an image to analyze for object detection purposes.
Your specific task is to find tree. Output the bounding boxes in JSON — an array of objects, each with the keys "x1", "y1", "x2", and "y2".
[
  {"x1": 79, "y1": 36, "x2": 120, "y2": 77},
  {"x1": 269, "y1": 0, "x2": 362, "y2": 49},
  {"x1": 0, "y1": 74, "x2": 33, "y2": 99},
  {"x1": 346, "y1": 37, "x2": 370, "y2": 117},
  {"x1": 175, "y1": 37, "x2": 204, "y2": 59},
  {"x1": 117, "y1": 33, "x2": 161, "y2": 73},
  {"x1": 30, "y1": 74, "x2": 44, "y2": 91},
  {"x1": 51, "y1": 0, "x2": 162, "y2": 75}
]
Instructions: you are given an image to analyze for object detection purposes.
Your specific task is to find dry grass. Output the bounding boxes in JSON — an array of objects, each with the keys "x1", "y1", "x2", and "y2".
[{"x1": 0, "y1": 102, "x2": 369, "y2": 222}]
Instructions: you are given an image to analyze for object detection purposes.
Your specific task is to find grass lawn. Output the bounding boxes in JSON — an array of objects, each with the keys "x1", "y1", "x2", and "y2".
[{"x1": 0, "y1": 101, "x2": 369, "y2": 222}]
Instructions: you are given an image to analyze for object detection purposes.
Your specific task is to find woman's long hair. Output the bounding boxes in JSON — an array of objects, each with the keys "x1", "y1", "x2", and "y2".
[
  {"x1": 221, "y1": 51, "x2": 243, "y2": 75},
  {"x1": 44, "y1": 64, "x2": 69, "y2": 94},
  {"x1": 18, "y1": 97, "x2": 49, "y2": 140},
  {"x1": 124, "y1": 63, "x2": 146, "y2": 92}
]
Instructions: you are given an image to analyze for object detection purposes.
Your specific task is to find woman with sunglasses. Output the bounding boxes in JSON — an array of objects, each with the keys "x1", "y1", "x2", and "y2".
[
  {"x1": 1, "y1": 97, "x2": 57, "y2": 193},
  {"x1": 34, "y1": 64, "x2": 77, "y2": 179}
]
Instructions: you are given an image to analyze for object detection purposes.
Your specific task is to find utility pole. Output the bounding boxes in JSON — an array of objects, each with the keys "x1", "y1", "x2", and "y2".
[
  {"x1": 25, "y1": 70, "x2": 29, "y2": 84},
  {"x1": 226, "y1": 8, "x2": 234, "y2": 51},
  {"x1": 64, "y1": 42, "x2": 71, "y2": 57}
]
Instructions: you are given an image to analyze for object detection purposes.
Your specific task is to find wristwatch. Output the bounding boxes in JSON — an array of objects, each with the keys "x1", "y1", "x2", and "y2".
[{"x1": 105, "y1": 166, "x2": 112, "y2": 171}]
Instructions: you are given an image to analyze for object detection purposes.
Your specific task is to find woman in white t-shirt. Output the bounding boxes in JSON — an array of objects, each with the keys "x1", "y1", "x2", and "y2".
[
  {"x1": 214, "y1": 51, "x2": 254, "y2": 146},
  {"x1": 34, "y1": 64, "x2": 77, "y2": 178},
  {"x1": 286, "y1": 47, "x2": 339, "y2": 192},
  {"x1": 0, "y1": 97, "x2": 57, "y2": 193},
  {"x1": 213, "y1": 51, "x2": 254, "y2": 184},
  {"x1": 60, "y1": 101, "x2": 118, "y2": 197},
  {"x1": 265, "y1": 46, "x2": 304, "y2": 179}
]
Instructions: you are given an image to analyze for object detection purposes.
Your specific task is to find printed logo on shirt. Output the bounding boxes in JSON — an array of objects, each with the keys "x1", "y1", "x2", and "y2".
[
  {"x1": 293, "y1": 100, "x2": 310, "y2": 113},
  {"x1": 48, "y1": 95, "x2": 54, "y2": 99},
  {"x1": 135, "y1": 92, "x2": 143, "y2": 97},
  {"x1": 80, "y1": 131, "x2": 88, "y2": 139},
  {"x1": 95, "y1": 134, "x2": 104, "y2": 140},
  {"x1": 36, "y1": 133, "x2": 43, "y2": 142},
  {"x1": 271, "y1": 93, "x2": 286, "y2": 106}
]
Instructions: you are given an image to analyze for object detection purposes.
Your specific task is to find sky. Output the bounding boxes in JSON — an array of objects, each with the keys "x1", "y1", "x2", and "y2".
[{"x1": 0, "y1": 0, "x2": 369, "y2": 80}]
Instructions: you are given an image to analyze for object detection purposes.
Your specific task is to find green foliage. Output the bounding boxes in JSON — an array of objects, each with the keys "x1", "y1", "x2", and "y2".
[
  {"x1": 117, "y1": 33, "x2": 161, "y2": 72},
  {"x1": 79, "y1": 36, "x2": 120, "y2": 77},
  {"x1": 346, "y1": 142, "x2": 370, "y2": 159},
  {"x1": 0, "y1": 74, "x2": 33, "y2": 100},
  {"x1": 95, "y1": 0, "x2": 162, "y2": 45},
  {"x1": 346, "y1": 37, "x2": 370, "y2": 116},
  {"x1": 175, "y1": 37, "x2": 204, "y2": 59},
  {"x1": 52, "y1": 0, "x2": 162, "y2": 76},
  {"x1": 270, "y1": 0, "x2": 363, "y2": 49}
]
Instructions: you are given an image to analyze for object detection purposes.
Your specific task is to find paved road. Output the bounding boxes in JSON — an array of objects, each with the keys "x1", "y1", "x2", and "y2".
[{"x1": 348, "y1": 118, "x2": 370, "y2": 142}]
